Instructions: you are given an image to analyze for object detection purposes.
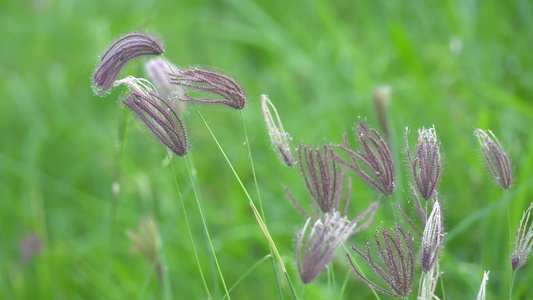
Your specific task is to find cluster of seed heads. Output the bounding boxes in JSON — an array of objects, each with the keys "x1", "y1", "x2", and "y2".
[
  {"x1": 92, "y1": 32, "x2": 247, "y2": 156},
  {"x1": 90, "y1": 32, "x2": 529, "y2": 299}
]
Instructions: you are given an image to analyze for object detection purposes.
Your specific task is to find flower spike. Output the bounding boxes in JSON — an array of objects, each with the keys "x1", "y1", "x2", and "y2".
[
  {"x1": 261, "y1": 94, "x2": 295, "y2": 167},
  {"x1": 474, "y1": 129, "x2": 512, "y2": 189},
  {"x1": 169, "y1": 67, "x2": 247, "y2": 109},
  {"x1": 123, "y1": 91, "x2": 189, "y2": 156},
  {"x1": 405, "y1": 126, "x2": 442, "y2": 200},
  {"x1": 145, "y1": 57, "x2": 187, "y2": 114},
  {"x1": 347, "y1": 225, "x2": 415, "y2": 298},
  {"x1": 331, "y1": 121, "x2": 395, "y2": 196},
  {"x1": 93, "y1": 33, "x2": 164, "y2": 95},
  {"x1": 296, "y1": 212, "x2": 356, "y2": 284},
  {"x1": 511, "y1": 203, "x2": 533, "y2": 271}
]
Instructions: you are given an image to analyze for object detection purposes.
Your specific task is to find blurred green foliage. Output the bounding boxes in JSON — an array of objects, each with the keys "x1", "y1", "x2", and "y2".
[{"x1": 1, "y1": 0, "x2": 532, "y2": 299}]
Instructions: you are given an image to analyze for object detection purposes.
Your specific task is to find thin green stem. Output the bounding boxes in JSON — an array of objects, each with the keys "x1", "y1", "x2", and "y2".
[
  {"x1": 440, "y1": 274, "x2": 446, "y2": 299},
  {"x1": 108, "y1": 107, "x2": 129, "y2": 282},
  {"x1": 239, "y1": 111, "x2": 285, "y2": 300},
  {"x1": 285, "y1": 271, "x2": 299, "y2": 300},
  {"x1": 510, "y1": 271, "x2": 516, "y2": 300},
  {"x1": 187, "y1": 153, "x2": 220, "y2": 295},
  {"x1": 239, "y1": 111, "x2": 265, "y2": 219},
  {"x1": 140, "y1": 153, "x2": 212, "y2": 299},
  {"x1": 337, "y1": 270, "x2": 351, "y2": 300},
  {"x1": 270, "y1": 257, "x2": 283, "y2": 300},
  {"x1": 299, "y1": 283, "x2": 305, "y2": 299},
  {"x1": 192, "y1": 105, "x2": 286, "y2": 273},
  {"x1": 158, "y1": 254, "x2": 172, "y2": 300},
  {"x1": 183, "y1": 155, "x2": 231, "y2": 299},
  {"x1": 221, "y1": 254, "x2": 272, "y2": 300},
  {"x1": 328, "y1": 265, "x2": 337, "y2": 299}
]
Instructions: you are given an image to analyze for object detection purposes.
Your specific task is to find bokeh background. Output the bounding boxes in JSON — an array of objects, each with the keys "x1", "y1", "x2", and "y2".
[{"x1": 1, "y1": 0, "x2": 532, "y2": 299}]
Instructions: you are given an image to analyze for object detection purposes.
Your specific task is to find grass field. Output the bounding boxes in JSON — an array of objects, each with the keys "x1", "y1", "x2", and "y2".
[{"x1": 1, "y1": 0, "x2": 533, "y2": 299}]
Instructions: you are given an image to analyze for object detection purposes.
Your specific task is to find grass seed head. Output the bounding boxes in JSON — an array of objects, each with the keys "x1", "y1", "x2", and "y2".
[
  {"x1": 145, "y1": 57, "x2": 187, "y2": 114},
  {"x1": 93, "y1": 33, "x2": 164, "y2": 95},
  {"x1": 405, "y1": 125, "x2": 442, "y2": 200},
  {"x1": 122, "y1": 90, "x2": 189, "y2": 156},
  {"x1": 511, "y1": 203, "x2": 533, "y2": 271},
  {"x1": 296, "y1": 212, "x2": 356, "y2": 284},
  {"x1": 331, "y1": 121, "x2": 396, "y2": 196},
  {"x1": 421, "y1": 200, "x2": 445, "y2": 273},
  {"x1": 474, "y1": 129, "x2": 512, "y2": 189},
  {"x1": 168, "y1": 67, "x2": 247, "y2": 109},
  {"x1": 260, "y1": 94, "x2": 295, "y2": 167},
  {"x1": 347, "y1": 225, "x2": 415, "y2": 298}
]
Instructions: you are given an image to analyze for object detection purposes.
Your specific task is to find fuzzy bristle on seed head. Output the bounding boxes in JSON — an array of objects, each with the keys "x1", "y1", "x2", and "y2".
[
  {"x1": 92, "y1": 33, "x2": 164, "y2": 95},
  {"x1": 331, "y1": 121, "x2": 395, "y2": 196},
  {"x1": 405, "y1": 125, "x2": 442, "y2": 200},
  {"x1": 168, "y1": 68, "x2": 247, "y2": 109},
  {"x1": 145, "y1": 57, "x2": 187, "y2": 114},
  {"x1": 511, "y1": 203, "x2": 533, "y2": 271},
  {"x1": 474, "y1": 129, "x2": 512, "y2": 189},
  {"x1": 296, "y1": 212, "x2": 356, "y2": 284},
  {"x1": 421, "y1": 200, "x2": 445, "y2": 273},
  {"x1": 347, "y1": 225, "x2": 415, "y2": 298},
  {"x1": 122, "y1": 90, "x2": 189, "y2": 156},
  {"x1": 260, "y1": 94, "x2": 295, "y2": 167}
]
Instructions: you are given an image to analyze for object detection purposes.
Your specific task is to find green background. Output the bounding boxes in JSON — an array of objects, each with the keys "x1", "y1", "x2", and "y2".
[{"x1": 1, "y1": 0, "x2": 532, "y2": 299}]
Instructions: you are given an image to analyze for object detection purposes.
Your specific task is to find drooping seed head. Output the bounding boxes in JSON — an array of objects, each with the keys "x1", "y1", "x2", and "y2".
[
  {"x1": 347, "y1": 225, "x2": 415, "y2": 298},
  {"x1": 168, "y1": 67, "x2": 247, "y2": 109},
  {"x1": 405, "y1": 125, "x2": 442, "y2": 200},
  {"x1": 511, "y1": 203, "x2": 533, "y2": 271},
  {"x1": 296, "y1": 212, "x2": 357, "y2": 284},
  {"x1": 145, "y1": 57, "x2": 187, "y2": 114},
  {"x1": 260, "y1": 94, "x2": 295, "y2": 167},
  {"x1": 93, "y1": 33, "x2": 164, "y2": 95},
  {"x1": 122, "y1": 90, "x2": 189, "y2": 156},
  {"x1": 474, "y1": 129, "x2": 512, "y2": 189},
  {"x1": 331, "y1": 121, "x2": 395, "y2": 196}
]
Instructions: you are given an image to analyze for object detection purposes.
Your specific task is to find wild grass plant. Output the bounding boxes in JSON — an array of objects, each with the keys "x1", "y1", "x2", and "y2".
[{"x1": 1, "y1": 1, "x2": 533, "y2": 299}]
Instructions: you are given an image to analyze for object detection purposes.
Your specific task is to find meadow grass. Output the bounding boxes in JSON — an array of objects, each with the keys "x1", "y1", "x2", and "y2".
[{"x1": 1, "y1": 0, "x2": 533, "y2": 299}]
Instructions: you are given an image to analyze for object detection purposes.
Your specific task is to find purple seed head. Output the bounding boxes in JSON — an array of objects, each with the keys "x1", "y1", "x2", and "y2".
[
  {"x1": 347, "y1": 225, "x2": 415, "y2": 298},
  {"x1": 122, "y1": 90, "x2": 189, "y2": 156},
  {"x1": 168, "y1": 68, "x2": 247, "y2": 109},
  {"x1": 511, "y1": 203, "x2": 533, "y2": 271},
  {"x1": 145, "y1": 57, "x2": 187, "y2": 114},
  {"x1": 474, "y1": 129, "x2": 512, "y2": 189},
  {"x1": 93, "y1": 33, "x2": 164, "y2": 95},
  {"x1": 296, "y1": 212, "x2": 356, "y2": 284},
  {"x1": 331, "y1": 121, "x2": 395, "y2": 196},
  {"x1": 405, "y1": 125, "x2": 442, "y2": 200}
]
